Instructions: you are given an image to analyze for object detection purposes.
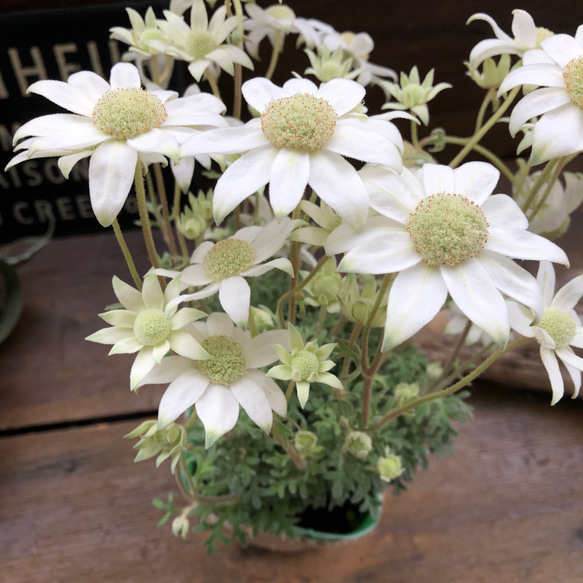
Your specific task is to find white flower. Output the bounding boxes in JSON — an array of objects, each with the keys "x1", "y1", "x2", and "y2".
[
  {"x1": 137, "y1": 312, "x2": 289, "y2": 447},
  {"x1": 508, "y1": 262, "x2": 583, "y2": 404},
  {"x1": 515, "y1": 171, "x2": 583, "y2": 238},
  {"x1": 160, "y1": 218, "x2": 297, "y2": 328},
  {"x1": 153, "y1": 0, "x2": 253, "y2": 82},
  {"x1": 292, "y1": 17, "x2": 336, "y2": 49},
  {"x1": 6, "y1": 62, "x2": 226, "y2": 227},
  {"x1": 467, "y1": 9, "x2": 553, "y2": 72},
  {"x1": 181, "y1": 76, "x2": 404, "y2": 229},
  {"x1": 499, "y1": 27, "x2": 583, "y2": 163},
  {"x1": 325, "y1": 162, "x2": 569, "y2": 350},
  {"x1": 86, "y1": 272, "x2": 209, "y2": 390},
  {"x1": 243, "y1": 3, "x2": 297, "y2": 58}
]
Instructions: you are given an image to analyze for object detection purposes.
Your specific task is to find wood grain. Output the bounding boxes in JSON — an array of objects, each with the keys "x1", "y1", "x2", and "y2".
[{"x1": 1, "y1": 386, "x2": 582, "y2": 583}]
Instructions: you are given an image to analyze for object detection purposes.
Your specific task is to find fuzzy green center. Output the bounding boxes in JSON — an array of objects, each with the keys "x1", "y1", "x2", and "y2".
[
  {"x1": 194, "y1": 335, "x2": 247, "y2": 385},
  {"x1": 185, "y1": 30, "x2": 218, "y2": 59},
  {"x1": 563, "y1": 56, "x2": 583, "y2": 110},
  {"x1": 535, "y1": 27, "x2": 554, "y2": 47},
  {"x1": 133, "y1": 309, "x2": 171, "y2": 346},
  {"x1": 202, "y1": 239, "x2": 255, "y2": 281},
  {"x1": 406, "y1": 193, "x2": 489, "y2": 267},
  {"x1": 290, "y1": 350, "x2": 320, "y2": 380},
  {"x1": 92, "y1": 88, "x2": 167, "y2": 142},
  {"x1": 261, "y1": 93, "x2": 337, "y2": 152},
  {"x1": 538, "y1": 307, "x2": 577, "y2": 349},
  {"x1": 265, "y1": 4, "x2": 296, "y2": 20}
]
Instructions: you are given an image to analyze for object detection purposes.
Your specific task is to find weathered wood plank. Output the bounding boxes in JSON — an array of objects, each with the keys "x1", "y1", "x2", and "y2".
[
  {"x1": 0, "y1": 231, "x2": 165, "y2": 430},
  {"x1": 1, "y1": 385, "x2": 582, "y2": 583}
]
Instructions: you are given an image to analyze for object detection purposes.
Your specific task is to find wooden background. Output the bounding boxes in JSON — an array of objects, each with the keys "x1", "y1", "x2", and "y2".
[{"x1": 1, "y1": 0, "x2": 583, "y2": 581}]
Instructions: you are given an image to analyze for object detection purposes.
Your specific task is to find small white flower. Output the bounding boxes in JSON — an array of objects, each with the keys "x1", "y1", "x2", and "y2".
[
  {"x1": 499, "y1": 27, "x2": 583, "y2": 163},
  {"x1": 325, "y1": 162, "x2": 569, "y2": 350},
  {"x1": 6, "y1": 62, "x2": 226, "y2": 227},
  {"x1": 86, "y1": 272, "x2": 209, "y2": 390},
  {"x1": 467, "y1": 9, "x2": 553, "y2": 72},
  {"x1": 181, "y1": 76, "x2": 404, "y2": 228},
  {"x1": 508, "y1": 262, "x2": 583, "y2": 404},
  {"x1": 138, "y1": 312, "x2": 289, "y2": 447},
  {"x1": 243, "y1": 3, "x2": 297, "y2": 58},
  {"x1": 153, "y1": 0, "x2": 253, "y2": 82},
  {"x1": 161, "y1": 218, "x2": 297, "y2": 328}
]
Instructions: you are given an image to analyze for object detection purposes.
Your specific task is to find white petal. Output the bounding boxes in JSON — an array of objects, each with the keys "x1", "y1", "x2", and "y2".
[
  {"x1": 507, "y1": 300, "x2": 536, "y2": 338},
  {"x1": 531, "y1": 105, "x2": 583, "y2": 164},
  {"x1": 142, "y1": 273, "x2": 164, "y2": 310},
  {"x1": 316, "y1": 78, "x2": 365, "y2": 116},
  {"x1": 383, "y1": 263, "x2": 448, "y2": 350},
  {"x1": 481, "y1": 194, "x2": 528, "y2": 230},
  {"x1": 246, "y1": 369, "x2": 287, "y2": 417},
  {"x1": 195, "y1": 384, "x2": 240, "y2": 447},
  {"x1": 540, "y1": 347, "x2": 564, "y2": 405},
  {"x1": 213, "y1": 146, "x2": 277, "y2": 224},
  {"x1": 112, "y1": 276, "x2": 145, "y2": 312},
  {"x1": 230, "y1": 375, "x2": 273, "y2": 432},
  {"x1": 537, "y1": 261, "x2": 556, "y2": 308},
  {"x1": 442, "y1": 259, "x2": 509, "y2": 347},
  {"x1": 452, "y1": 162, "x2": 499, "y2": 205},
  {"x1": 324, "y1": 217, "x2": 397, "y2": 256},
  {"x1": 219, "y1": 276, "x2": 250, "y2": 328},
  {"x1": 282, "y1": 77, "x2": 318, "y2": 95},
  {"x1": 268, "y1": 150, "x2": 310, "y2": 218},
  {"x1": 206, "y1": 311, "x2": 235, "y2": 337},
  {"x1": 540, "y1": 34, "x2": 583, "y2": 68},
  {"x1": 158, "y1": 370, "x2": 211, "y2": 428},
  {"x1": 88, "y1": 141, "x2": 138, "y2": 227},
  {"x1": 511, "y1": 9, "x2": 536, "y2": 47},
  {"x1": 169, "y1": 329, "x2": 210, "y2": 360},
  {"x1": 244, "y1": 257, "x2": 294, "y2": 278},
  {"x1": 509, "y1": 87, "x2": 572, "y2": 136},
  {"x1": 181, "y1": 120, "x2": 268, "y2": 156},
  {"x1": 27, "y1": 79, "x2": 96, "y2": 116},
  {"x1": 308, "y1": 151, "x2": 369, "y2": 229},
  {"x1": 251, "y1": 218, "x2": 298, "y2": 263},
  {"x1": 86, "y1": 326, "x2": 134, "y2": 345},
  {"x1": 242, "y1": 77, "x2": 286, "y2": 113},
  {"x1": 58, "y1": 150, "x2": 93, "y2": 178},
  {"x1": 137, "y1": 355, "x2": 194, "y2": 388},
  {"x1": 419, "y1": 164, "x2": 454, "y2": 196},
  {"x1": 499, "y1": 64, "x2": 565, "y2": 94},
  {"x1": 552, "y1": 274, "x2": 583, "y2": 311},
  {"x1": 109, "y1": 62, "x2": 142, "y2": 89},
  {"x1": 127, "y1": 129, "x2": 180, "y2": 162},
  {"x1": 246, "y1": 329, "x2": 290, "y2": 367},
  {"x1": 130, "y1": 348, "x2": 157, "y2": 389}
]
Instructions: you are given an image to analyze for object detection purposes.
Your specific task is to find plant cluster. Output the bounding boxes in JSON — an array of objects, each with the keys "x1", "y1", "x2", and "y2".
[{"x1": 7, "y1": 0, "x2": 583, "y2": 551}]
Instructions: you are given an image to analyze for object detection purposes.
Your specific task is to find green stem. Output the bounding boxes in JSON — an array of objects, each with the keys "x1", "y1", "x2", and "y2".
[
  {"x1": 340, "y1": 322, "x2": 362, "y2": 384},
  {"x1": 410, "y1": 119, "x2": 419, "y2": 150},
  {"x1": 204, "y1": 69, "x2": 222, "y2": 101},
  {"x1": 315, "y1": 305, "x2": 327, "y2": 337},
  {"x1": 367, "y1": 336, "x2": 532, "y2": 433},
  {"x1": 265, "y1": 30, "x2": 283, "y2": 80},
  {"x1": 112, "y1": 219, "x2": 142, "y2": 290},
  {"x1": 153, "y1": 163, "x2": 177, "y2": 256},
  {"x1": 173, "y1": 183, "x2": 190, "y2": 259},
  {"x1": 519, "y1": 159, "x2": 558, "y2": 215},
  {"x1": 134, "y1": 163, "x2": 161, "y2": 270},
  {"x1": 449, "y1": 86, "x2": 520, "y2": 169},
  {"x1": 474, "y1": 88, "x2": 496, "y2": 133}
]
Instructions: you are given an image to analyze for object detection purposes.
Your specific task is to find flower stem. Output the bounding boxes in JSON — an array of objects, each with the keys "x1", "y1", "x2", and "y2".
[
  {"x1": 134, "y1": 163, "x2": 161, "y2": 270},
  {"x1": 449, "y1": 86, "x2": 520, "y2": 169},
  {"x1": 111, "y1": 219, "x2": 142, "y2": 290},
  {"x1": 276, "y1": 434, "x2": 307, "y2": 470},
  {"x1": 173, "y1": 183, "x2": 190, "y2": 259},
  {"x1": 204, "y1": 69, "x2": 222, "y2": 101},
  {"x1": 367, "y1": 336, "x2": 532, "y2": 433},
  {"x1": 153, "y1": 163, "x2": 178, "y2": 256},
  {"x1": 265, "y1": 30, "x2": 283, "y2": 80}
]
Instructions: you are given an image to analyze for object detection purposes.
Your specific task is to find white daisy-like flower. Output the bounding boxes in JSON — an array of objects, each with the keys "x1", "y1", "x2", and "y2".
[
  {"x1": 161, "y1": 218, "x2": 298, "y2": 328},
  {"x1": 243, "y1": 3, "x2": 297, "y2": 59},
  {"x1": 322, "y1": 30, "x2": 397, "y2": 87},
  {"x1": 181, "y1": 76, "x2": 404, "y2": 229},
  {"x1": 325, "y1": 161, "x2": 569, "y2": 350},
  {"x1": 508, "y1": 261, "x2": 583, "y2": 405},
  {"x1": 5, "y1": 62, "x2": 226, "y2": 227},
  {"x1": 499, "y1": 27, "x2": 583, "y2": 163},
  {"x1": 137, "y1": 312, "x2": 289, "y2": 447},
  {"x1": 152, "y1": 0, "x2": 253, "y2": 82},
  {"x1": 292, "y1": 17, "x2": 336, "y2": 49},
  {"x1": 86, "y1": 272, "x2": 210, "y2": 390},
  {"x1": 466, "y1": 9, "x2": 553, "y2": 72}
]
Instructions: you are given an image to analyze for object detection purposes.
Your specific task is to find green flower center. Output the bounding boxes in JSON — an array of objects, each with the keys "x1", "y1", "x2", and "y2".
[
  {"x1": 202, "y1": 239, "x2": 255, "y2": 281},
  {"x1": 312, "y1": 276, "x2": 340, "y2": 303},
  {"x1": 261, "y1": 93, "x2": 337, "y2": 152},
  {"x1": 535, "y1": 27, "x2": 554, "y2": 47},
  {"x1": 265, "y1": 4, "x2": 296, "y2": 20},
  {"x1": 290, "y1": 350, "x2": 320, "y2": 380},
  {"x1": 563, "y1": 56, "x2": 583, "y2": 110},
  {"x1": 538, "y1": 307, "x2": 577, "y2": 349},
  {"x1": 185, "y1": 30, "x2": 218, "y2": 59},
  {"x1": 133, "y1": 309, "x2": 171, "y2": 346},
  {"x1": 406, "y1": 193, "x2": 489, "y2": 267},
  {"x1": 92, "y1": 88, "x2": 167, "y2": 142},
  {"x1": 194, "y1": 335, "x2": 247, "y2": 385}
]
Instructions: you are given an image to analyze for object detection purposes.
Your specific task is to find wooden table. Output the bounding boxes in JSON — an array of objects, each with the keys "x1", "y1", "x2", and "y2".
[{"x1": 1, "y1": 231, "x2": 583, "y2": 583}]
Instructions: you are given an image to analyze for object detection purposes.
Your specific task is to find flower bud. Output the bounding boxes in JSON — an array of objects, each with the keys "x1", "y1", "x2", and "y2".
[
  {"x1": 294, "y1": 431, "x2": 319, "y2": 458},
  {"x1": 172, "y1": 516, "x2": 190, "y2": 539},
  {"x1": 344, "y1": 431, "x2": 372, "y2": 459},
  {"x1": 377, "y1": 454, "x2": 404, "y2": 482}
]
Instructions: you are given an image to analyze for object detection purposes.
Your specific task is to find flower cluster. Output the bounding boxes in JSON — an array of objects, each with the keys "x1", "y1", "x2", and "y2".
[{"x1": 8, "y1": 1, "x2": 583, "y2": 548}]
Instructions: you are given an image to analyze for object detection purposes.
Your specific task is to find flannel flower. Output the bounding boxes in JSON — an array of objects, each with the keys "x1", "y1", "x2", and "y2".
[
  {"x1": 325, "y1": 161, "x2": 569, "y2": 350},
  {"x1": 152, "y1": 0, "x2": 253, "y2": 82},
  {"x1": 160, "y1": 218, "x2": 297, "y2": 328},
  {"x1": 6, "y1": 62, "x2": 226, "y2": 227},
  {"x1": 137, "y1": 312, "x2": 289, "y2": 447},
  {"x1": 508, "y1": 262, "x2": 583, "y2": 405},
  {"x1": 499, "y1": 27, "x2": 583, "y2": 163},
  {"x1": 86, "y1": 272, "x2": 209, "y2": 390},
  {"x1": 181, "y1": 76, "x2": 404, "y2": 229},
  {"x1": 467, "y1": 9, "x2": 553, "y2": 72}
]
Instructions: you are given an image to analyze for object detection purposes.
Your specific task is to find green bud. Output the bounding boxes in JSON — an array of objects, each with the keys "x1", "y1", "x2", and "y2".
[
  {"x1": 377, "y1": 454, "x2": 404, "y2": 482},
  {"x1": 294, "y1": 431, "x2": 319, "y2": 458},
  {"x1": 172, "y1": 516, "x2": 190, "y2": 539},
  {"x1": 426, "y1": 362, "x2": 443, "y2": 379},
  {"x1": 344, "y1": 431, "x2": 372, "y2": 459}
]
